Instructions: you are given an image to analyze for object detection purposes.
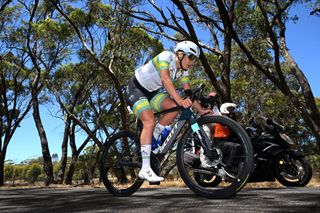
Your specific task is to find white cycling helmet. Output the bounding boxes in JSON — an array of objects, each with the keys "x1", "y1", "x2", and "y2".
[
  {"x1": 220, "y1": 103, "x2": 237, "y2": 114},
  {"x1": 174, "y1": 41, "x2": 200, "y2": 59}
]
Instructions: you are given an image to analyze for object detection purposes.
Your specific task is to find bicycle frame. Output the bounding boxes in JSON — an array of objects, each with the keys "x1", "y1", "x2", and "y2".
[{"x1": 153, "y1": 106, "x2": 215, "y2": 159}]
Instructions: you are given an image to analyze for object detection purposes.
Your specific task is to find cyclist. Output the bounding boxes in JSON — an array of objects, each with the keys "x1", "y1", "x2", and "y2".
[{"x1": 125, "y1": 41, "x2": 211, "y2": 182}]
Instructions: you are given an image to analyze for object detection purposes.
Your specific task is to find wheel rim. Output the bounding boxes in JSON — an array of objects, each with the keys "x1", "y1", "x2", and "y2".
[
  {"x1": 177, "y1": 116, "x2": 253, "y2": 198},
  {"x1": 101, "y1": 133, "x2": 143, "y2": 194},
  {"x1": 276, "y1": 158, "x2": 306, "y2": 183}
]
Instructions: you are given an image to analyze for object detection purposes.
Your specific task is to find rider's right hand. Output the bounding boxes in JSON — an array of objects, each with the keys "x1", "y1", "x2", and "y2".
[{"x1": 178, "y1": 98, "x2": 193, "y2": 108}]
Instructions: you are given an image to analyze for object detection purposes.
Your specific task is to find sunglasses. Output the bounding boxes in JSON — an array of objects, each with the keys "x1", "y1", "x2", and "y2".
[{"x1": 186, "y1": 54, "x2": 197, "y2": 61}]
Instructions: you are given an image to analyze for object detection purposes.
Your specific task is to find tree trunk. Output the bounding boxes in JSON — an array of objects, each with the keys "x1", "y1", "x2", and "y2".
[
  {"x1": 269, "y1": 48, "x2": 320, "y2": 152},
  {"x1": 32, "y1": 90, "x2": 54, "y2": 186},
  {"x1": 83, "y1": 171, "x2": 90, "y2": 185},
  {"x1": 91, "y1": 150, "x2": 101, "y2": 184},
  {"x1": 56, "y1": 117, "x2": 71, "y2": 184},
  {"x1": 0, "y1": 135, "x2": 9, "y2": 186},
  {"x1": 65, "y1": 155, "x2": 77, "y2": 185},
  {"x1": 215, "y1": 0, "x2": 320, "y2": 152},
  {"x1": 299, "y1": 109, "x2": 320, "y2": 153},
  {"x1": 281, "y1": 41, "x2": 320, "y2": 152},
  {"x1": 0, "y1": 152, "x2": 5, "y2": 186},
  {"x1": 65, "y1": 123, "x2": 78, "y2": 185},
  {"x1": 85, "y1": 146, "x2": 100, "y2": 184}
]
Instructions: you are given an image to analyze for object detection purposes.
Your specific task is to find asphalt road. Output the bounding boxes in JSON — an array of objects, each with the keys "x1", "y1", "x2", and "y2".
[{"x1": 0, "y1": 187, "x2": 319, "y2": 212}]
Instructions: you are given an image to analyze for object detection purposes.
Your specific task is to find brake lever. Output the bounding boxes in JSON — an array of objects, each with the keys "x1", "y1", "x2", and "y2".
[{"x1": 184, "y1": 84, "x2": 206, "y2": 102}]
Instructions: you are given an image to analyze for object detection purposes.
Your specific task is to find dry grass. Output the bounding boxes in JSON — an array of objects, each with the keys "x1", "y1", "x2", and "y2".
[
  {"x1": 244, "y1": 177, "x2": 320, "y2": 188},
  {"x1": 142, "y1": 175, "x2": 320, "y2": 189},
  {"x1": 1, "y1": 173, "x2": 319, "y2": 190}
]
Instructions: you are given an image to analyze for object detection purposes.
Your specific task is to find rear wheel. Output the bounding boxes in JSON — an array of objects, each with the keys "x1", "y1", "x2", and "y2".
[
  {"x1": 100, "y1": 131, "x2": 143, "y2": 196},
  {"x1": 177, "y1": 115, "x2": 254, "y2": 198}
]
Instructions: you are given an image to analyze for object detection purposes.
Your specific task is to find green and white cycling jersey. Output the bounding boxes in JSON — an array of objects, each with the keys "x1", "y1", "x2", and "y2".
[{"x1": 135, "y1": 51, "x2": 190, "y2": 92}]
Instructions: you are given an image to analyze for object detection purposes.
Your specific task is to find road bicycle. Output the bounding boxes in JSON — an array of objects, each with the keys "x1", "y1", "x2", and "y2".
[{"x1": 100, "y1": 85, "x2": 254, "y2": 198}]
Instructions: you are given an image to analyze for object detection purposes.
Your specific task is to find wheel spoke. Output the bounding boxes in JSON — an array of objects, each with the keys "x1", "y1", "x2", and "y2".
[
  {"x1": 176, "y1": 116, "x2": 254, "y2": 198},
  {"x1": 100, "y1": 131, "x2": 143, "y2": 196}
]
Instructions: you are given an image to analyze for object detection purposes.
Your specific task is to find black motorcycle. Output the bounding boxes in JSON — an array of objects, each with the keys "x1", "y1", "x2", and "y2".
[{"x1": 245, "y1": 116, "x2": 312, "y2": 186}]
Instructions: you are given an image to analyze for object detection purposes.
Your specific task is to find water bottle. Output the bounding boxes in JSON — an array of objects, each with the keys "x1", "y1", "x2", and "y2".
[
  {"x1": 151, "y1": 136, "x2": 162, "y2": 151},
  {"x1": 161, "y1": 126, "x2": 171, "y2": 142},
  {"x1": 152, "y1": 126, "x2": 171, "y2": 153}
]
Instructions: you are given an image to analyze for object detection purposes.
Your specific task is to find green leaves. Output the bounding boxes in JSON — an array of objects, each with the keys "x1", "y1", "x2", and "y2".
[
  {"x1": 32, "y1": 18, "x2": 73, "y2": 40},
  {"x1": 69, "y1": 8, "x2": 90, "y2": 26}
]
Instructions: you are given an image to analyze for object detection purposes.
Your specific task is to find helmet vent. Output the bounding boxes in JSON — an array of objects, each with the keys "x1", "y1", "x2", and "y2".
[{"x1": 190, "y1": 48, "x2": 196, "y2": 54}]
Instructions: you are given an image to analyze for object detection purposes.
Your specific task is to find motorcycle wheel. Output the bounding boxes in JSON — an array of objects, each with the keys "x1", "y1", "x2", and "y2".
[{"x1": 273, "y1": 156, "x2": 312, "y2": 187}]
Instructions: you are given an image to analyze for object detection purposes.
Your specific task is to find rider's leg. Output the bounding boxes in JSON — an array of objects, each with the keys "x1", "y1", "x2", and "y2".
[
  {"x1": 158, "y1": 97, "x2": 179, "y2": 125},
  {"x1": 125, "y1": 78, "x2": 164, "y2": 182},
  {"x1": 151, "y1": 95, "x2": 179, "y2": 140},
  {"x1": 138, "y1": 109, "x2": 164, "y2": 182}
]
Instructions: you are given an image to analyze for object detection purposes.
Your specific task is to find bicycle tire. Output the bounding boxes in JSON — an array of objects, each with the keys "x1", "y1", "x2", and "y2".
[
  {"x1": 100, "y1": 131, "x2": 144, "y2": 196},
  {"x1": 176, "y1": 115, "x2": 254, "y2": 199}
]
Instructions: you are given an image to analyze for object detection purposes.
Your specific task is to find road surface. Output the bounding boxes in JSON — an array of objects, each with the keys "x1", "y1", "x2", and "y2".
[{"x1": 0, "y1": 187, "x2": 319, "y2": 212}]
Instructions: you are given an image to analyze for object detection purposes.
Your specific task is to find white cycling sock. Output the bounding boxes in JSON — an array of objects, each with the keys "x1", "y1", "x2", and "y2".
[
  {"x1": 141, "y1": 144, "x2": 151, "y2": 169},
  {"x1": 153, "y1": 123, "x2": 165, "y2": 140}
]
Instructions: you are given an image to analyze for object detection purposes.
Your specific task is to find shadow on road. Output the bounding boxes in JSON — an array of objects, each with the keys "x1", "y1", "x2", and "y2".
[{"x1": 0, "y1": 187, "x2": 319, "y2": 212}]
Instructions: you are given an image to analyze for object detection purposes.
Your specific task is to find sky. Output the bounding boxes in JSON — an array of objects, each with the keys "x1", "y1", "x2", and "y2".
[{"x1": 5, "y1": 3, "x2": 320, "y2": 164}]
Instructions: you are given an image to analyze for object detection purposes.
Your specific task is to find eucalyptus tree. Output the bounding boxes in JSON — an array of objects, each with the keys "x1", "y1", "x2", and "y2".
[
  {"x1": 48, "y1": 0, "x2": 163, "y2": 135},
  {"x1": 230, "y1": 45, "x2": 316, "y2": 153},
  {"x1": 14, "y1": 0, "x2": 81, "y2": 185},
  {"x1": 214, "y1": 0, "x2": 320, "y2": 152},
  {"x1": 50, "y1": 62, "x2": 99, "y2": 183},
  {"x1": 74, "y1": 145, "x2": 100, "y2": 184},
  {"x1": 48, "y1": 0, "x2": 163, "y2": 183},
  {"x1": 0, "y1": 53, "x2": 33, "y2": 186},
  {"x1": 310, "y1": 0, "x2": 320, "y2": 15},
  {"x1": 51, "y1": 62, "x2": 108, "y2": 184},
  {"x1": 128, "y1": 0, "x2": 320, "y2": 152},
  {"x1": 0, "y1": 3, "x2": 37, "y2": 186},
  {"x1": 0, "y1": 0, "x2": 12, "y2": 12},
  {"x1": 49, "y1": 0, "x2": 134, "y2": 132},
  {"x1": 0, "y1": 0, "x2": 76, "y2": 186}
]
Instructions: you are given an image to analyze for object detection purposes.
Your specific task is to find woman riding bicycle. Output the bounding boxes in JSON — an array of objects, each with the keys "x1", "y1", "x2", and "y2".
[{"x1": 125, "y1": 41, "x2": 211, "y2": 182}]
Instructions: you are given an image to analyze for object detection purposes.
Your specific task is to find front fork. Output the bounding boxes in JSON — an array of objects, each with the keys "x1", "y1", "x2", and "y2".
[
  {"x1": 277, "y1": 152, "x2": 300, "y2": 176},
  {"x1": 188, "y1": 110, "x2": 216, "y2": 160},
  {"x1": 279, "y1": 152, "x2": 298, "y2": 167}
]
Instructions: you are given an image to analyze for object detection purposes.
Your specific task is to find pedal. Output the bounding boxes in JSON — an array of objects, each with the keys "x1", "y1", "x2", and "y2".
[{"x1": 149, "y1": 181, "x2": 160, "y2": 185}]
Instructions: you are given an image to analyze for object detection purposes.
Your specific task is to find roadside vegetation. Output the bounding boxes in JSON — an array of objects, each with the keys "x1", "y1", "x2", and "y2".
[
  {"x1": 1, "y1": 1, "x2": 320, "y2": 187},
  {"x1": 3, "y1": 150, "x2": 320, "y2": 188}
]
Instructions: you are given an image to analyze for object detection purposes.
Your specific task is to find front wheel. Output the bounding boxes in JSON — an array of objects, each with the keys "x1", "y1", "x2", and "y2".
[
  {"x1": 100, "y1": 131, "x2": 143, "y2": 196},
  {"x1": 194, "y1": 173, "x2": 222, "y2": 187},
  {"x1": 273, "y1": 156, "x2": 312, "y2": 187},
  {"x1": 176, "y1": 115, "x2": 254, "y2": 199}
]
